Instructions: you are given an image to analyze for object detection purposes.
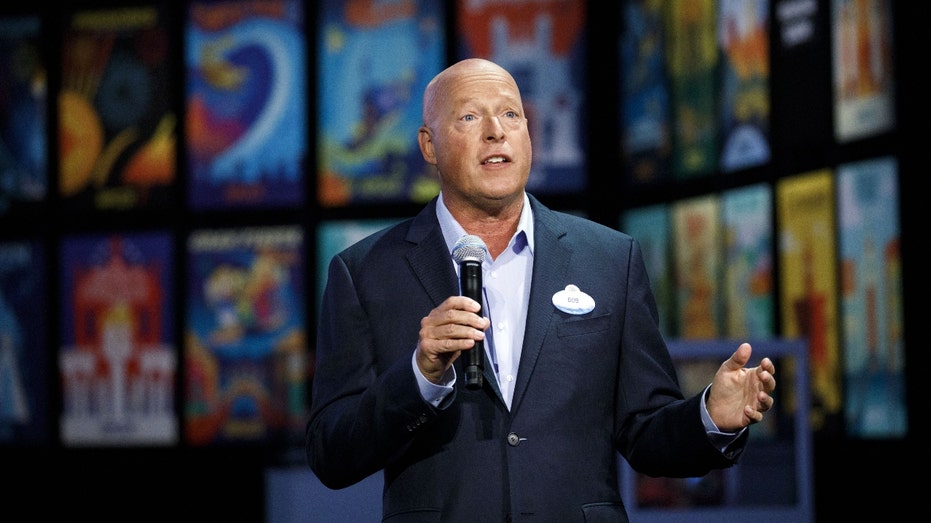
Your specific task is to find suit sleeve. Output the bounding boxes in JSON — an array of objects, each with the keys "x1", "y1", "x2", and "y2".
[
  {"x1": 613, "y1": 238, "x2": 742, "y2": 477},
  {"x1": 305, "y1": 253, "x2": 444, "y2": 489}
]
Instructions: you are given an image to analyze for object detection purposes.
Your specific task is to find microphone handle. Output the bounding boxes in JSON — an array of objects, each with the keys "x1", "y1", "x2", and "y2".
[{"x1": 459, "y1": 259, "x2": 484, "y2": 389}]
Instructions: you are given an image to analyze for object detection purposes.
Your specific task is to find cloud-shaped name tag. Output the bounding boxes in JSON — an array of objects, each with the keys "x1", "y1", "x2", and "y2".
[{"x1": 552, "y1": 284, "x2": 595, "y2": 315}]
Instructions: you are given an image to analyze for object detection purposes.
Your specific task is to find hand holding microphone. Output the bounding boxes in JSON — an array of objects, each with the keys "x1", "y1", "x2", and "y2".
[{"x1": 452, "y1": 235, "x2": 487, "y2": 390}]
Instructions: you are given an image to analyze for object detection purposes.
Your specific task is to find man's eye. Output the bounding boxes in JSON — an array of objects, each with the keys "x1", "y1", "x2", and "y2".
[
  {"x1": 462, "y1": 114, "x2": 475, "y2": 122},
  {"x1": 505, "y1": 111, "x2": 517, "y2": 119}
]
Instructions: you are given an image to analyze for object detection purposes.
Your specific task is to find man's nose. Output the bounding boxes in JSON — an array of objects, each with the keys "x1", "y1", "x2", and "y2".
[{"x1": 484, "y1": 116, "x2": 505, "y2": 141}]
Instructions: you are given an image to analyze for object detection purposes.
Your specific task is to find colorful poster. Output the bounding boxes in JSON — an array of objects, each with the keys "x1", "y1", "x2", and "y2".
[
  {"x1": 621, "y1": 204, "x2": 674, "y2": 338},
  {"x1": 0, "y1": 15, "x2": 47, "y2": 214},
  {"x1": 0, "y1": 240, "x2": 48, "y2": 444},
  {"x1": 58, "y1": 6, "x2": 176, "y2": 211},
  {"x1": 838, "y1": 156, "x2": 905, "y2": 438},
  {"x1": 59, "y1": 232, "x2": 177, "y2": 445},
  {"x1": 666, "y1": 0, "x2": 718, "y2": 178},
  {"x1": 317, "y1": 0, "x2": 444, "y2": 207},
  {"x1": 619, "y1": 0, "x2": 671, "y2": 186},
  {"x1": 832, "y1": 0, "x2": 896, "y2": 142},
  {"x1": 185, "y1": 226, "x2": 307, "y2": 446},
  {"x1": 777, "y1": 169, "x2": 841, "y2": 434},
  {"x1": 186, "y1": 0, "x2": 306, "y2": 209},
  {"x1": 718, "y1": 0, "x2": 770, "y2": 173},
  {"x1": 671, "y1": 194, "x2": 721, "y2": 339},
  {"x1": 721, "y1": 183, "x2": 773, "y2": 339},
  {"x1": 316, "y1": 218, "x2": 401, "y2": 311},
  {"x1": 457, "y1": 0, "x2": 587, "y2": 195}
]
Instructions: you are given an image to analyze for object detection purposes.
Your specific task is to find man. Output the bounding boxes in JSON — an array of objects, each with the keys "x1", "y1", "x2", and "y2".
[{"x1": 306, "y1": 58, "x2": 776, "y2": 521}]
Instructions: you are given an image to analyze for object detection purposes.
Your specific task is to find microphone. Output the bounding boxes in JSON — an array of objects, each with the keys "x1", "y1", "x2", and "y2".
[{"x1": 452, "y1": 234, "x2": 487, "y2": 390}]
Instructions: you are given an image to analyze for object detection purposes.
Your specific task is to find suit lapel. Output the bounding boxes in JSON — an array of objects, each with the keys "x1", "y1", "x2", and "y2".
[
  {"x1": 405, "y1": 199, "x2": 459, "y2": 307},
  {"x1": 510, "y1": 198, "x2": 570, "y2": 412}
]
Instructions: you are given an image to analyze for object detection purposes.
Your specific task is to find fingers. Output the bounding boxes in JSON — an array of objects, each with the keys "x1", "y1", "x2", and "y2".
[
  {"x1": 756, "y1": 357, "x2": 777, "y2": 394},
  {"x1": 416, "y1": 297, "x2": 489, "y2": 382},
  {"x1": 761, "y1": 356, "x2": 776, "y2": 375},
  {"x1": 723, "y1": 342, "x2": 752, "y2": 371},
  {"x1": 745, "y1": 391, "x2": 773, "y2": 424},
  {"x1": 744, "y1": 405, "x2": 763, "y2": 424},
  {"x1": 748, "y1": 374, "x2": 775, "y2": 425},
  {"x1": 419, "y1": 296, "x2": 489, "y2": 355},
  {"x1": 757, "y1": 390, "x2": 774, "y2": 410}
]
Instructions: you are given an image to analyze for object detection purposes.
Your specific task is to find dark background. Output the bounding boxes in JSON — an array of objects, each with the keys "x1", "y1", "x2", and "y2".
[{"x1": 1, "y1": 1, "x2": 926, "y2": 520}]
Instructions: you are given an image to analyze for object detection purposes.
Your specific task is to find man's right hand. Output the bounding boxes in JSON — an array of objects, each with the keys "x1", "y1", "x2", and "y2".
[{"x1": 415, "y1": 296, "x2": 489, "y2": 383}]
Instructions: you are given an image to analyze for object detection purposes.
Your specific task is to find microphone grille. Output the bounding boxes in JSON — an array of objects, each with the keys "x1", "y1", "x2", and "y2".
[{"x1": 452, "y1": 234, "x2": 487, "y2": 263}]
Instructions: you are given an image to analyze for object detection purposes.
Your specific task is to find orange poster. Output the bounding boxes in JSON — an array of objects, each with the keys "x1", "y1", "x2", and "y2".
[{"x1": 671, "y1": 194, "x2": 721, "y2": 339}]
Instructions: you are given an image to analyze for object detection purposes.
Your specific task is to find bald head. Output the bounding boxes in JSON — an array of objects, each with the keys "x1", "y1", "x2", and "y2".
[{"x1": 422, "y1": 58, "x2": 522, "y2": 128}]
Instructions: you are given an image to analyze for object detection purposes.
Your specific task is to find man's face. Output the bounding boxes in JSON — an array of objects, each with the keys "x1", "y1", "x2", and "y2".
[{"x1": 419, "y1": 64, "x2": 532, "y2": 212}]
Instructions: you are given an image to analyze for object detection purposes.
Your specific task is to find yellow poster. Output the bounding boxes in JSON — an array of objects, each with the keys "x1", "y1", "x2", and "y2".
[{"x1": 777, "y1": 169, "x2": 841, "y2": 433}]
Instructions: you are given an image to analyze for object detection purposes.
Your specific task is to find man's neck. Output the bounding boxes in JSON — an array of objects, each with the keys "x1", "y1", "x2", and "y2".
[{"x1": 445, "y1": 194, "x2": 524, "y2": 260}]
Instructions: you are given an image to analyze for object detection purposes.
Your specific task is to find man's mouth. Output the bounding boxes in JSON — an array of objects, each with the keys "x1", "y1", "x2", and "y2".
[{"x1": 483, "y1": 156, "x2": 507, "y2": 164}]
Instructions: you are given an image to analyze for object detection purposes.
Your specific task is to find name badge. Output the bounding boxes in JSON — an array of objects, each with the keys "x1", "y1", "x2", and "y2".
[{"x1": 552, "y1": 284, "x2": 595, "y2": 315}]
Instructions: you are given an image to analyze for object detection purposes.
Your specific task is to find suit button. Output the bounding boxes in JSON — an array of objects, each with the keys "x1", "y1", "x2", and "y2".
[{"x1": 507, "y1": 432, "x2": 520, "y2": 446}]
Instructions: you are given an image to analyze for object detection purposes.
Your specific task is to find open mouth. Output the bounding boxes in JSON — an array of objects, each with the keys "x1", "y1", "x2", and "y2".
[{"x1": 483, "y1": 156, "x2": 508, "y2": 164}]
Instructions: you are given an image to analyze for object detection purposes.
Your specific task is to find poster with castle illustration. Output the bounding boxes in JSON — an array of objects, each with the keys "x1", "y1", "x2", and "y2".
[
  {"x1": 59, "y1": 232, "x2": 177, "y2": 445},
  {"x1": 185, "y1": 0, "x2": 306, "y2": 209},
  {"x1": 185, "y1": 226, "x2": 307, "y2": 446},
  {"x1": 457, "y1": 0, "x2": 587, "y2": 195}
]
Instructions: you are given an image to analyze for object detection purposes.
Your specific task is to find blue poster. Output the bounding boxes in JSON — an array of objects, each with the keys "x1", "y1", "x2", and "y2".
[
  {"x1": 0, "y1": 240, "x2": 47, "y2": 444},
  {"x1": 0, "y1": 16, "x2": 47, "y2": 214},
  {"x1": 186, "y1": 0, "x2": 306, "y2": 209},
  {"x1": 317, "y1": 0, "x2": 444, "y2": 207},
  {"x1": 838, "y1": 156, "x2": 905, "y2": 438}
]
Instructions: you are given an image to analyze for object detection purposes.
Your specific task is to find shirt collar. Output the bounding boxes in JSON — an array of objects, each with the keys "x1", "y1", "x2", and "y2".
[{"x1": 436, "y1": 192, "x2": 535, "y2": 259}]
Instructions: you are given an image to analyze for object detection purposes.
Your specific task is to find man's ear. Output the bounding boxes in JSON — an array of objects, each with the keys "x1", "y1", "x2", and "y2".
[{"x1": 418, "y1": 126, "x2": 437, "y2": 164}]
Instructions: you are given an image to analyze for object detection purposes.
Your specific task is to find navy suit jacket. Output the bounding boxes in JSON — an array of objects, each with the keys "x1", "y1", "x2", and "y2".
[{"x1": 307, "y1": 195, "x2": 742, "y2": 522}]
